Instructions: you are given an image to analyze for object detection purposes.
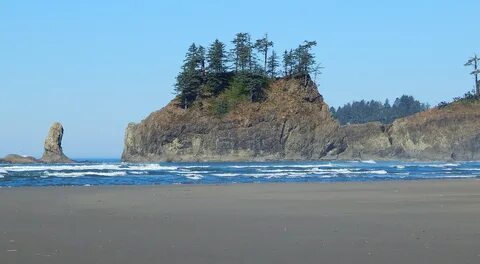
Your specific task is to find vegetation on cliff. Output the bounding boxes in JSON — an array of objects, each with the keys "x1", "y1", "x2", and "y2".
[{"x1": 174, "y1": 33, "x2": 322, "y2": 111}]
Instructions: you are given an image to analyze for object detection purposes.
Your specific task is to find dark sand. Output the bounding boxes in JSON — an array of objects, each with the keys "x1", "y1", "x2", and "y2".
[{"x1": 0, "y1": 180, "x2": 479, "y2": 264}]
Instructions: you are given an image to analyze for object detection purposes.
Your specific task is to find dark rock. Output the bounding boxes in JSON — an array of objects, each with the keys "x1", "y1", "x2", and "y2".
[
  {"x1": 122, "y1": 76, "x2": 480, "y2": 162},
  {"x1": 41, "y1": 122, "x2": 73, "y2": 163},
  {"x1": 0, "y1": 154, "x2": 39, "y2": 164},
  {"x1": 122, "y1": 78, "x2": 342, "y2": 162}
]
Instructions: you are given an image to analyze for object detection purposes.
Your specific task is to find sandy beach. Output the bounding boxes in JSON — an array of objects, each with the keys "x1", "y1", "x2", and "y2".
[{"x1": 0, "y1": 180, "x2": 479, "y2": 264}]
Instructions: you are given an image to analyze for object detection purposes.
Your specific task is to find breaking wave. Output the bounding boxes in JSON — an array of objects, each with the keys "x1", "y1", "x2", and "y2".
[{"x1": 0, "y1": 160, "x2": 479, "y2": 187}]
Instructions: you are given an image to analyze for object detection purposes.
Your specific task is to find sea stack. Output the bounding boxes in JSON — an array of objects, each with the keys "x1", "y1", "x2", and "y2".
[{"x1": 41, "y1": 122, "x2": 73, "y2": 163}]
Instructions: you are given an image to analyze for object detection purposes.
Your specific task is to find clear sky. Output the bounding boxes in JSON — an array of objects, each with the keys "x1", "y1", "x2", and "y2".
[{"x1": 1, "y1": 0, "x2": 479, "y2": 158}]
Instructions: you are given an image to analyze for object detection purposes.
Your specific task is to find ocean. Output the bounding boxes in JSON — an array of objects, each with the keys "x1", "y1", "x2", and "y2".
[{"x1": 0, "y1": 160, "x2": 479, "y2": 187}]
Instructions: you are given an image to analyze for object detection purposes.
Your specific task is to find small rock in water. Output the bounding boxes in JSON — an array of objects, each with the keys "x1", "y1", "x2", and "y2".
[{"x1": 41, "y1": 122, "x2": 73, "y2": 163}]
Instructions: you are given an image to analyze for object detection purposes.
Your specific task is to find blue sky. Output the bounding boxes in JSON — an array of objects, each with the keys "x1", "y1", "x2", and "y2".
[{"x1": 1, "y1": 0, "x2": 479, "y2": 158}]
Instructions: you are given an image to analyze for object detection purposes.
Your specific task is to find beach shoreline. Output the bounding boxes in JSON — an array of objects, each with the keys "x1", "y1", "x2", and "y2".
[{"x1": 0, "y1": 180, "x2": 479, "y2": 263}]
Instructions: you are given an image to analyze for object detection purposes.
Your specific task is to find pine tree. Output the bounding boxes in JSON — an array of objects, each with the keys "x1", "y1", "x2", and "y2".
[
  {"x1": 465, "y1": 54, "x2": 480, "y2": 96},
  {"x1": 175, "y1": 43, "x2": 203, "y2": 109},
  {"x1": 207, "y1": 39, "x2": 227, "y2": 74},
  {"x1": 294, "y1": 41, "x2": 317, "y2": 86},
  {"x1": 255, "y1": 34, "x2": 274, "y2": 73},
  {"x1": 205, "y1": 40, "x2": 229, "y2": 96},
  {"x1": 282, "y1": 49, "x2": 295, "y2": 76},
  {"x1": 267, "y1": 50, "x2": 279, "y2": 78},
  {"x1": 231, "y1": 33, "x2": 254, "y2": 73},
  {"x1": 294, "y1": 40, "x2": 317, "y2": 75}
]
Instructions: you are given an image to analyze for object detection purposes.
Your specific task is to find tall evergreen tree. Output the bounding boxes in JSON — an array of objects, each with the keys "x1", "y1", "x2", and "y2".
[
  {"x1": 465, "y1": 54, "x2": 480, "y2": 95},
  {"x1": 294, "y1": 40, "x2": 317, "y2": 75},
  {"x1": 197, "y1": 45, "x2": 206, "y2": 78},
  {"x1": 294, "y1": 41, "x2": 317, "y2": 86},
  {"x1": 255, "y1": 34, "x2": 274, "y2": 73},
  {"x1": 267, "y1": 50, "x2": 279, "y2": 78},
  {"x1": 231, "y1": 33, "x2": 254, "y2": 72},
  {"x1": 175, "y1": 43, "x2": 203, "y2": 109},
  {"x1": 207, "y1": 39, "x2": 227, "y2": 74},
  {"x1": 282, "y1": 49, "x2": 295, "y2": 76}
]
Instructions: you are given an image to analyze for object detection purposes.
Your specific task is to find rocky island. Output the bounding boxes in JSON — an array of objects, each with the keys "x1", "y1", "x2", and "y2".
[
  {"x1": 0, "y1": 122, "x2": 73, "y2": 164},
  {"x1": 121, "y1": 33, "x2": 480, "y2": 162},
  {"x1": 122, "y1": 76, "x2": 480, "y2": 162}
]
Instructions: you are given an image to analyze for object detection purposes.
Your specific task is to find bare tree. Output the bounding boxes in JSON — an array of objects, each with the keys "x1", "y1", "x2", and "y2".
[{"x1": 465, "y1": 54, "x2": 480, "y2": 95}]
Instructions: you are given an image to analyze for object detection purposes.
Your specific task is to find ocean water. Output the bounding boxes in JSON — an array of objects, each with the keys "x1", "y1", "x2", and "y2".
[{"x1": 0, "y1": 160, "x2": 479, "y2": 187}]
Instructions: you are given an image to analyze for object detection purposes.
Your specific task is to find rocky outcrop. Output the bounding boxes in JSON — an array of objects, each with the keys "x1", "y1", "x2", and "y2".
[
  {"x1": 41, "y1": 122, "x2": 73, "y2": 163},
  {"x1": 337, "y1": 101, "x2": 480, "y2": 161},
  {"x1": 0, "y1": 154, "x2": 39, "y2": 164},
  {"x1": 0, "y1": 122, "x2": 73, "y2": 164},
  {"x1": 122, "y1": 77, "x2": 344, "y2": 162},
  {"x1": 122, "y1": 76, "x2": 480, "y2": 162}
]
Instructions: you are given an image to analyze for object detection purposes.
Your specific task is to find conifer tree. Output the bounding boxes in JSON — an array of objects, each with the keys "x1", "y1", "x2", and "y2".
[
  {"x1": 465, "y1": 54, "x2": 480, "y2": 96},
  {"x1": 282, "y1": 49, "x2": 295, "y2": 76},
  {"x1": 255, "y1": 34, "x2": 274, "y2": 73},
  {"x1": 207, "y1": 39, "x2": 227, "y2": 74},
  {"x1": 175, "y1": 43, "x2": 203, "y2": 109},
  {"x1": 267, "y1": 50, "x2": 279, "y2": 78},
  {"x1": 294, "y1": 41, "x2": 317, "y2": 86},
  {"x1": 231, "y1": 33, "x2": 254, "y2": 72},
  {"x1": 294, "y1": 40, "x2": 317, "y2": 75}
]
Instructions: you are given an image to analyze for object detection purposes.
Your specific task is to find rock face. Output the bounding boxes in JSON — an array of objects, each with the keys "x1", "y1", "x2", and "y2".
[
  {"x1": 122, "y1": 78, "x2": 344, "y2": 162},
  {"x1": 338, "y1": 101, "x2": 480, "y2": 161},
  {"x1": 122, "y1": 76, "x2": 480, "y2": 162},
  {"x1": 0, "y1": 154, "x2": 39, "y2": 164},
  {"x1": 41, "y1": 122, "x2": 73, "y2": 163}
]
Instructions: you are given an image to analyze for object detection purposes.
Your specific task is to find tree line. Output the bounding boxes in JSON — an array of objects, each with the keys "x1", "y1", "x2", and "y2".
[
  {"x1": 175, "y1": 33, "x2": 321, "y2": 109},
  {"x1": 331, "y1": 95, "x2": 430, "y2": 125}
]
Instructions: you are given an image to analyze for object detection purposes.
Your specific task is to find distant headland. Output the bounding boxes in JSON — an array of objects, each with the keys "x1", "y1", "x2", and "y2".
[{"x1": 122, "y1": 33, "x2": 480, "y2": 162}]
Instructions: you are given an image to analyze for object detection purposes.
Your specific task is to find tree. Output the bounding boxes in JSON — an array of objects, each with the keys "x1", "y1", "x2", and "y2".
[
  {"x1": 294, "y1": 40, "x2": 317, "y2": 86},
  {"x1": 175, "y1": 43, "x2": 203, "y2": 109},
  {"x1": 282, "y1": 49, "x2": 295, "y2": 76},
  {"x1": 254, "y1": 34, "x2": 274, "y2": 73},
  {"x1": 207, "y1": 39, "x2": 227, "y2": 74},
  {"x1": 465, "y1": 54, "x2": 480, "y2": 96},
  {"x1": 267, "y1": 50, "x2": 280, "y2": 78},
  {"x1": 231, "y1": 33, "x2": 254, "y2": 72},
  {"x1": 332, "y1": 95, "x2": 429, "y2": 125}
]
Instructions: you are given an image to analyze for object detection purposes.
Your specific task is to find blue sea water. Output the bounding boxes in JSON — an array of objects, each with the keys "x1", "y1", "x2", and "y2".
[{"x1": 0, "y1": 160, "x2": 479, "y2": 187}]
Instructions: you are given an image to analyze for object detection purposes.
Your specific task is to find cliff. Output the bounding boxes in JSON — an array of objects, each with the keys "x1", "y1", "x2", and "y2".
[
  {"x1": 338, "y1": 100, "x2": 480, "y2": 161},
  {"x1": 122, "y1": 78, "x2": 480, "y2": 162},
  {"x1": 122, "y1": 77, "x2": 344, "y2": 162}
]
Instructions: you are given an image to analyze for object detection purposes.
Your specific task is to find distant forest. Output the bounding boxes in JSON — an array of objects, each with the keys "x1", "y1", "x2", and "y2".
[{"x1": 331, "y1": 95, "x2": 430, "y2": 125}]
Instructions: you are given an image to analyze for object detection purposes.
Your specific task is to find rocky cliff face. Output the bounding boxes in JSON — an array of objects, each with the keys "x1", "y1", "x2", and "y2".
[
  {"x1": 41, "y1": 122, "x2": 73, "y2": 163},
  {"x1": 122, "y1": 78, "x2": 344, "y2": 162},
  {"x1": 122, "y1": 77, "x2": 480, "y2": 162},
  {"x1": 338, "y1": 101, "x2": 480, "y2": 161}
]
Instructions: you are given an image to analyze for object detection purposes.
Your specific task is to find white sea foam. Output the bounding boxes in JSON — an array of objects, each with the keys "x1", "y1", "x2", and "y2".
[
  {"x1": 426, "y1": 163, "x2": 460, "y2": 168},
  {"x1": 394, "y1": 165, "x2": 406, "y2": 169},
  {"x1": 212, "y1": 173, "x2": 240, "y2": 177},
  {"x1": 361, "y1": 160, "x2": 376, "y2": 164},
  {"x1": 44, "y1": 171, "x2": 128, "y2": 178},
  {"x1": 185, "y1": 174, "x2": 203, "y2": 180},
  {"x1": 2, "y1": 164, "x2": 177, "y2": 172},
  {"x1": 0, "y1": 168, "x2": 7, "y2": 174},
  {"x1": 229, "y1": 165, "x2": 270, "y2": 168}
]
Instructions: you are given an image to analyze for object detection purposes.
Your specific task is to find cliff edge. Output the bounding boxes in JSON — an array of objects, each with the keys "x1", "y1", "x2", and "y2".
[
  {"x1": 122, "y1": 77, "x2": 480, "y2": 162},
  {"x1": 122, "y1": 78, "x2": 344, "y2": 162}
]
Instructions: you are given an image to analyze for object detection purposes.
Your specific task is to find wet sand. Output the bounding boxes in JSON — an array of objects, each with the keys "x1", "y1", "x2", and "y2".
[{"x1": 0, "y1": 180, "x2": 479, "y2": 264}]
